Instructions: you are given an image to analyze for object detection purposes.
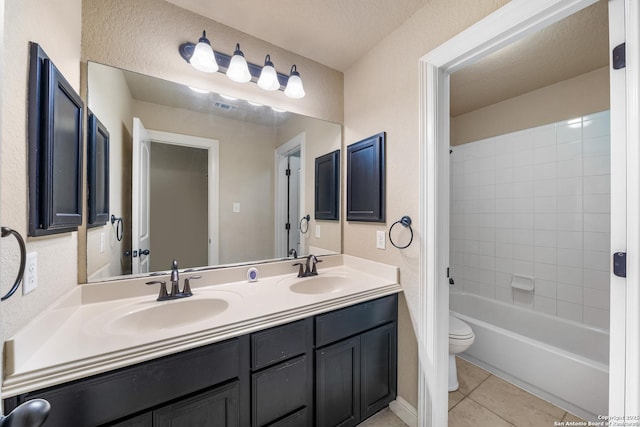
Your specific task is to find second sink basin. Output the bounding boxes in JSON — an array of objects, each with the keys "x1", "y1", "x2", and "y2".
[
  {"x1": 280, "y1": 274, "x2": 354, "y2": 295},
  {"x1": 107, "y1": 297, "x2": 230, "y2": 334}
]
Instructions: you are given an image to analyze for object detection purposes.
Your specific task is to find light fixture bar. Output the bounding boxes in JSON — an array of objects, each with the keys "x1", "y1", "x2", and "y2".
[{"x1": 179, "y1": 42, "x2": 289, "y2": 90}]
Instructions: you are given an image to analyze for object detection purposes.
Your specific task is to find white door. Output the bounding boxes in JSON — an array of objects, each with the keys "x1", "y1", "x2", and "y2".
[
  {"x1": 289, "y1": 153, "x2": 302, "y2": 255},
  {"x1": 132, "y1": 117, "x2": 151, "y2": 274}
]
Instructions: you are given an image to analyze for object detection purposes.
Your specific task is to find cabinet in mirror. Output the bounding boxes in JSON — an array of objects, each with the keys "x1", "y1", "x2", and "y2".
[{"x1": 85, "y1": 62, "x2": 342, "y2": 283}]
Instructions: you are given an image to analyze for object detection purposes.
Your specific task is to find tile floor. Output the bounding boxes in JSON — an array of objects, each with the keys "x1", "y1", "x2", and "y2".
[
  {"x1": 449, "y1": 357, "x2": 585, "y2": 427},
  {"x1": 359, "y1": 357, "x2": 587, "y2": 426}
]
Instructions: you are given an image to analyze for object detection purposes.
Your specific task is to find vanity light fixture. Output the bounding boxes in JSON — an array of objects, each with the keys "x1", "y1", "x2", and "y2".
[
  {"x1": 188, "y1": 86, "x2": 210, "y2": 94},
  {"x1": 226, "y1": 43, "x2": 252, "y2": 83},
  {"x1": 257, "y1": 55, "x2": 280, "y2": 91},
  {"x1": 179, "y1": 30, "x2": 305, "y2": 98},
  {"x1": 186, "y1": 31, "x2": 218, "y2": 73},
  {"x1": 220, "y1": 94, "x2": 239, "y2": 101},
  {"x1": 284, "y1": 65, "x2": 305, "y2": 99}
]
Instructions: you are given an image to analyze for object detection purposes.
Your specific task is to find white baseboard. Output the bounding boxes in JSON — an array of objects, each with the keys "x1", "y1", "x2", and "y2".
[{"x1": 389, "y1": 397, "x2": 418, "y2": 427}]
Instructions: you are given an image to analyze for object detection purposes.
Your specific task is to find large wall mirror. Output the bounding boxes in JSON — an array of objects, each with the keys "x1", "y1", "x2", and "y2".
[{"x1": 85, "y1": 61, "x2": 342, "y2": 282}]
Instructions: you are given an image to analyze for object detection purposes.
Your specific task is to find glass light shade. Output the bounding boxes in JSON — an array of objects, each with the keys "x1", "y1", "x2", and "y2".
[
  {"x1": 257, "y1": 55, "x2": 280, "y2": 91},
  {"x1": 226, "y1": 43, "x2": 251, "y2": 83},
  {"x1": 284, "y1": 65, "x2": 305, "y2": 99},
  {"x1": 190, "y1": 32, "x2": 218, "y2": 73}
]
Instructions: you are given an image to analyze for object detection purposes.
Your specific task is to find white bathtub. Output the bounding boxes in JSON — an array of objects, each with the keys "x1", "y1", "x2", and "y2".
[{"x1": 450, "y1": 291, "x2": 609, "y2": 421}]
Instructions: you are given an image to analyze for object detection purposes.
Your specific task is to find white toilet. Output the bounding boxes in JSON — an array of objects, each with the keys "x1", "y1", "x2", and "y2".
[{"x1": 449, "y1": 315, "x2": 475, "y2": 392}]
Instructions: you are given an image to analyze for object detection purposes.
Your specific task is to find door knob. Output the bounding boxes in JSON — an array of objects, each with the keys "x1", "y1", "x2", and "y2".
[{"x1": 139, "y1": 249, "x2": 150, "y2": 256}]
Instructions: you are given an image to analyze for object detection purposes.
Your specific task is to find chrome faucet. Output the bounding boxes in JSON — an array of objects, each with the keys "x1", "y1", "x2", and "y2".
[
  {"x1": 146, "y1": 260, "x2": 201, "y2": 301},
  {"x1": 293, "y1": 254, "x2": 322, "y2": 278}
]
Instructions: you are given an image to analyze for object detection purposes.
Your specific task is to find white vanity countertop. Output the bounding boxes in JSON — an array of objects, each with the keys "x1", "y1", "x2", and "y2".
[{"x1": 3, "y1": 254, "x2": 401, "y2": 397}]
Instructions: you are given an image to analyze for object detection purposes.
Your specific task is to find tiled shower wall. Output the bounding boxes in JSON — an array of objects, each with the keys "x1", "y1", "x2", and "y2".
[{"x1": 450, "y1": 110, "x2": 610, "y2": 330}]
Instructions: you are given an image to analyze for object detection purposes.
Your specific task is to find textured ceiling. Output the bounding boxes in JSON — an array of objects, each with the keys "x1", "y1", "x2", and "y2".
[
  {"x1": 155, "y1": 0, "x2": 608, "y2": 116},
  {"x1": 165, "y1": 0, "x2": 430, "y2": 71},
  {"x1": 451, "y1": 0, "x2": 609, "y2": 116}
]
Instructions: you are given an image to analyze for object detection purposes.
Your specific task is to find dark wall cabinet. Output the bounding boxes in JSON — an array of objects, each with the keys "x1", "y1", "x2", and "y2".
[{"x1": 5, "y1": 295, "x2": 397, "y2": 427}]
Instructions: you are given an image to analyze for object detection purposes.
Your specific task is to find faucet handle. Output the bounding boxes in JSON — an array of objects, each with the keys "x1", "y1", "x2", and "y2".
[
  {"x1": 292, "y1": 262, "x2": 304, "y2": 277},
  {"x1": 311, "y1": 257, "x2": 322, "y2": 275},
  {"x1": 146, "y1": 280, "x2": 169, "y2": 301},
  {"x1": 182, "y1": 275, "x2": 201, "y2": 296}
]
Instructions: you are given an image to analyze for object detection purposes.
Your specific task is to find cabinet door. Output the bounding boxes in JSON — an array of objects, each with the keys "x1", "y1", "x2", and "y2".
[
  {"x1": 153, "y1": 381, "x2": 240, "y2": 427},
  {"x1": 315, "y1": 338, "x2": 360, "y2": 427},
  {"x1": 360, "y1": 323, "x2": 397, "y2": 420}
]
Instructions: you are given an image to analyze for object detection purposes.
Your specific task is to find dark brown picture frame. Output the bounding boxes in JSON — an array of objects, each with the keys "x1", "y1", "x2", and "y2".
[
  {"x1": 28, "y1": 42, "x2": 84, "y2": 236},
  {"x1": 314, "y1": 149, "x2": 340, "y2": 220},
  {"x1": 346, "y1": 132, "x2": 386, "y2": 222}
]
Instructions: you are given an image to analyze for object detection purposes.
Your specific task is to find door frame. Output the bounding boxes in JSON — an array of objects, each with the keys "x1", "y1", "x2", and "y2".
[
  {"x1": 275, "y1": 133, "x2": 306, "y2": 258},
  {"x1": 146, "y1": 129, "x2": 220, "y2": 266},
  {"x1": 417, "y1": 0, "x2": 636, "y2": 425}
]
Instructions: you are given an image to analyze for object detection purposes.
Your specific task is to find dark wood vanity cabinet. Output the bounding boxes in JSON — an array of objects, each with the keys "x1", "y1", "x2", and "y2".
[
  {"x1": 4, "y1": 294, "x2": 397, "y2": 427},
  {"x1": 315, "y1": 295, "x2": 398, "y2": 427}
]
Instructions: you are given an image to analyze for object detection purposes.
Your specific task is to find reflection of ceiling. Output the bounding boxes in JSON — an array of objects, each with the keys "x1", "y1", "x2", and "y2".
[
  {"x1": 450, "y1": 0, "x2": 609, "y2": 116},
  {"x1": 123, "y1": 69, "x2": 290, "y2": 126},
  {"x1": 165, "y1": 0, "x2": 431, "y2": 72}
]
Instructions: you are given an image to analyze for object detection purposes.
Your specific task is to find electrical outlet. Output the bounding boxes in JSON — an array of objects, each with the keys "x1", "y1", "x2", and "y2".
[
  {"x1": 315, "y1": 225, "x2": 321, "y2": 238},
  {"x1": 376, "y1": 230, "x2": 386, "y2": 249},
  {"x1": 23, "y1": 252, "x2": 38, "y2": 295},
  {"x1": 233, "y1": 202, "x2": 240, "y2": 213}
]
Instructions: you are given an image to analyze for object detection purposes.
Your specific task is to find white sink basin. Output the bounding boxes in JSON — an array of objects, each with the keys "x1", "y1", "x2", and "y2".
[
  {"x1": 280, "y1": 274, "x2": 353, "y2": 295},
  {"x1": 106, "y1": 297, "x2": 230, "y2": 334}
]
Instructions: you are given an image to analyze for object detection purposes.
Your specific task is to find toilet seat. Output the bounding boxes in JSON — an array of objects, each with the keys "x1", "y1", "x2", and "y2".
[{"x1": 449, "y1": 315, "x2": 473, "y2": 340}]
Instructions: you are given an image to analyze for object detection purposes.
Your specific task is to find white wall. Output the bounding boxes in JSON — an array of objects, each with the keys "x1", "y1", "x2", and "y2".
[{"x1": 450, "y1": 111, "x2": 611, "y2": 329}]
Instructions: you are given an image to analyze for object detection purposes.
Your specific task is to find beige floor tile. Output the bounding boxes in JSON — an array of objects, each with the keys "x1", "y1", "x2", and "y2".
[
  {"x1": 449, "y1": 397, "x2": 513, "y2": 427},
  {"x1": 456, "y1": 357, "x2": 491, "y2": 395},
  {"x1": 469, "y1": 376, "x2": 565, "y2": 427},
  {"x1": 359, "y1": 408, "x2": 408, "y2": 426},
  {"x1": 563, "y1": 412, "x2": 586, "y2": 422},
  {"x1": 449, "y1": 390, "x2": 465, "y2": 410}
]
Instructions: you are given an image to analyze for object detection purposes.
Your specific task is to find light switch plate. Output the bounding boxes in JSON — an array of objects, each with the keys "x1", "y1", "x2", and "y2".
[
  {"x1": 376, "y1": 230, "x2": 386, "y2": 249},
  {"x1": 233, "y1": 203, "x2": 240, "y2": 213},
  {"x1": 23, "y1": 252, "x2": 38, "y2": 295},
  {"x1": 100, "y1": 231, "x2": 105, "y2": 253},
  {"x1": 315, "y1": 225, "x2": 321, "y2": 238}
]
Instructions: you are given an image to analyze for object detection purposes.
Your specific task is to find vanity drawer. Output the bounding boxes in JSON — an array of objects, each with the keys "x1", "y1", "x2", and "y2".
[
  {"x1": 315, "y1": 294, "x2": 397, "y2": 347},
  {"x1": 251, "y1": 318, "x2": 313, "y2": 370},
  {"x1": 252, "y1": 355, "x2": 309, "y2": 427}
]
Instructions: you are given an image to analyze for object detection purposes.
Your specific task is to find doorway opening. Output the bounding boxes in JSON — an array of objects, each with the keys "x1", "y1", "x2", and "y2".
[{"x1": 275, "y1": 133, "x2": 306, "y2": 258}]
